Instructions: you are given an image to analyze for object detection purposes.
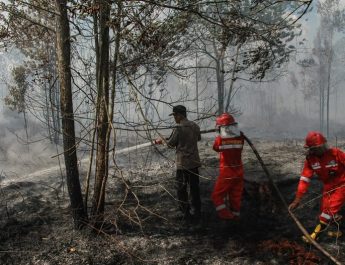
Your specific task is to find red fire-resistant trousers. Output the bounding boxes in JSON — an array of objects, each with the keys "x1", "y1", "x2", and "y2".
[
  {"x1": 320, "y1": 184, "x2": 345, "y2": 223},
  {"x1": 212, "y1": 174, "x2": 243, "y2": 217}
]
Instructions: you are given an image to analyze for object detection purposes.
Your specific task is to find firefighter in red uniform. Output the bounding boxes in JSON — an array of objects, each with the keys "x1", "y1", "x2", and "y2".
[
  {"x1": 212, "y1": 113, "x2": 245, "y2": 220},
  {"x1": 289, "y1": 131, "x2": 345, "y2": 242}
]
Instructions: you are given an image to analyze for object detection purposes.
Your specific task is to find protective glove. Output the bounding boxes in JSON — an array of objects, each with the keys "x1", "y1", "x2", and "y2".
[
  {"x1": 288, "y1": 196, "x2": 302, "y2": 210},
  {"x1": 154, "y1": 138, "x2": 163, "y2": 145}
]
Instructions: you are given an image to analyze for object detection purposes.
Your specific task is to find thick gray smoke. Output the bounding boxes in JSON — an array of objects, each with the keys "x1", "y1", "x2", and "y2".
[{"x1": 0, "y1": 108, "x2": 59, "y2": 177}]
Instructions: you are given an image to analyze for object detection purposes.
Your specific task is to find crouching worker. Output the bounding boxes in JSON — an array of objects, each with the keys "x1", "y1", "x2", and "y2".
[
  {"x1": 212, "y1": 113, "x2": 244, "y2": 220},
  {"x1": 289, "y1": 131, "x2": 345, "y2": 242}
]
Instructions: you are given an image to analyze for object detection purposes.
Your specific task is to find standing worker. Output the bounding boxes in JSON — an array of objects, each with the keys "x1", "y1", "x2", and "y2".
[
  {"x1": 289, "y1": 131, "x2": 345, "y2": 242},
  {"x1": 212, "y1": 113, "x2": 245, "y2": 220},
  {"x1": 155, "y1": 105, "x2": 202, "y2": 222}
]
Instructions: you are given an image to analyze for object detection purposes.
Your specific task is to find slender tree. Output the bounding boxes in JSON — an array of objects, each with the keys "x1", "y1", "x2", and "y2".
[
  {"x1": 4, "y1": 66, "x2": 29, "y2": 143},
  {"x1": 91, "y1": 0, "x2": 111, "y2": 224},
  {"x1": 55, "y1": 0, "x2": 87, "y2": 228},
  {"x1": 297, "y1": 0, "x2": 345, "y2": 135},
  {"x1": 317, "y1": 0, "x2": 345, "y2": 136},
  {"x1": 189, "y1": 0, "x2": 309, "y2": 114}
]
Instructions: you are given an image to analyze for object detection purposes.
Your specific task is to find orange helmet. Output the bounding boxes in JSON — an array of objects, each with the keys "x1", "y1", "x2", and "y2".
[
  {"x1": 304, "y1": 131, "x2": 327, "y2": 148},
  {"x1": 216, "y1": 113, "x2": 237, "y2": 126}
]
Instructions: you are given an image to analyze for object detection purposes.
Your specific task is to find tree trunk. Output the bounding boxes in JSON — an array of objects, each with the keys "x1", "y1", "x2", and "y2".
[
  {"x1": 225, "y1": 44, "x2": 240, "y2": 112},
  {"x1": 319, "y1": 82, "x2": 323, "y2": 132},
  {"x1": 213, "y1": 39, "x2": 226, "y2": 115},
  {"x1": 50, "y1": 47, "x2": 61, "y2": 144},
  {"x1": 326, "y1": 31, "x2": 333, "y2": 138},
  {"x1": 91, "y1": 0, "x2": 111, "y2": 225},
  {"x1": 195, "y1": 52, "x2": 199, "y2": 119},
  {"x1": 23, "y1": 109, "x2": 29, "y2": 152},
  {"x1": 326, "y1": 64, "x2": 330, "y2": 137},
  {"x1": 107, "y1": 0, "x2": 122, "y2": 151},
  {"x1": 55, "y1": 0, "x2": 87, "y2": 229},
  {"x1": 93, "y1": 0, "x2": 100, "y2": 87},
  {"x1": 44, "y1": 81, "x2": 53, "y2": 143},
  {"x1": 215, "y1": 57, "x2": 225, "y2": 115},
  {"x1": 84, "y1": 0, "x2": 102, "y2": 214}
]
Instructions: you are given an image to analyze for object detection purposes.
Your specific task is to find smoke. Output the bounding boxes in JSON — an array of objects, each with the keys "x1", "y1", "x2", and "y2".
[{"x1": 0, "y1": 107, "x2": 59, "y2": 177}]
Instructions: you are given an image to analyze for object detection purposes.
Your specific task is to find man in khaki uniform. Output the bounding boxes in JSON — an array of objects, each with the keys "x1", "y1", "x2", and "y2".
[{"x1": 156, "y1": 105, "x2": 201, "y2": 221}]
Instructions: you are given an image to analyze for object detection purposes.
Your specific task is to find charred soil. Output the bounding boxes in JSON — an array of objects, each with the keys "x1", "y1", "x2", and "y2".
[{"x1": 1, "y1": 139, "x2": 345, "y2": 264}]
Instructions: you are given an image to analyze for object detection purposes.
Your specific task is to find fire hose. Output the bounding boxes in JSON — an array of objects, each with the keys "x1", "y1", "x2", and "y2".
[
  {"x1": 85, "y1": 128, "x2": 341, "y2": 264},
  {"x1": 112, "y1": 128, "x2": 219, "y2": 154}
]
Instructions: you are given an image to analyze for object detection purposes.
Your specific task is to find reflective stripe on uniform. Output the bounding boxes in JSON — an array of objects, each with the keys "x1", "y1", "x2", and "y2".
[
  {"x1": 216, "y1": 204, "x2": 226, "y2": 211},
  {"x1": 311, "y1": 166, "x2": 321, "y2": 169},
  {"x1": 233, "y1": 211, "x2": 240, "y2": 216},
  {"x1": 300, "y1": 176, "x2": 311, "y2": 183},
  {"x1": 219, "y1": 144, "x2": 243, "y2": 150},
  {"x1": 320, "y1": 212, "x2": 331, "y2": 220},
  {"x1": 326, "y1": 164, "x2": 338, "y2": 168}
]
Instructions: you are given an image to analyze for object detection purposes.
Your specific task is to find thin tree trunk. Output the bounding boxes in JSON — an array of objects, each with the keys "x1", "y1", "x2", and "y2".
[
  {"x1": 212, "y1": 39, "x2": 224, "y2": 115},
  {"x1": 55, "y1": 0, "x2": 87, "y2": 228},
  {"x1": 108, "y1": 0, "x2": 122, "y2": 152},
  {"x1": 50, "y1": 46, "x2": 61, "y2": 144},
  {"x1": 44, "y1": 81, "x2": 52, "y2": 142},
  {"x1": 319, "y1": 82, "x2": 323, "y2": 132},
  {"x1": 91, "y1": 0, "x2": 111, "y2": 225},
  {"x1": 47, "y1": 45, "x2": 60, "y2": 144},
  {"x1": 23, "y1": 109, "x2": 29, "y2": 152},
  {"x1": 94, "y1": 0, "x2": 100, "y2": 87},
  {"x1": 326, "y1": 67, "x2": 330, "y2": 137},
  {"x1": 225, "y1": 44, "x2": 240, "y2": 112},
  {"x1": 55, "y1": 75, "x2": 61, "y2": 142},
  {"x1": 84, "y1": 0, "x2": 101, "y2": 216},
  {"x1": 319, "y1": 60, "x2": 325, "y2": 134},
  {"x1": 326, "y1": 31, "x2": 333, "y2": 138},
  {"x1": 195, "y1": 52, "x2": 199, "y2": 119},
  {"x1": 98, "y1": 1, "x2": 122, "y2": 218}
]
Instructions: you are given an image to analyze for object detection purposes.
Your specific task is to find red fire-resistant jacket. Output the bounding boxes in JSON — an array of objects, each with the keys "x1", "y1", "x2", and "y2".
[
  {"x1": 213, "y1": 134, "x2": 244, "y2": 176},
  {"x1": 296, "y1": 148, "x2": 345, "y2": 198}
]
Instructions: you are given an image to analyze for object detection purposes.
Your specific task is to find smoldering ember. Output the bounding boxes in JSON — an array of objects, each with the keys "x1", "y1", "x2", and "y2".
[{"x1": 1, "y1": 1, "x2": 345, "y2": 265}]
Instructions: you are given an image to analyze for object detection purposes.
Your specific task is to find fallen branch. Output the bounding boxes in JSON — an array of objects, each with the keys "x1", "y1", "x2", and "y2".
[{"x1": 243, "y1": 133, "x2": 342, "y2": 265}]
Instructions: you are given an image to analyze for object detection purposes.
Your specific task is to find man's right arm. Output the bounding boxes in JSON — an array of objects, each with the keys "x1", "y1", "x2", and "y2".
[
  {"x1": 289, "y1": 159, "x2": 313, "y2": 210},
  {"x1": 295, "y1": 160, "x2": 313, "y2": 198},
  {"x1": 167, "y1": 128, "x2": 178, "y2": 148}
]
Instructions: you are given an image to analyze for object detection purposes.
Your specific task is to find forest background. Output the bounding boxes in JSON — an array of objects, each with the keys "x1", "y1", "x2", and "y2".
[{"x1": 0, "y1": 2, "x2": 345, "y2": 263}]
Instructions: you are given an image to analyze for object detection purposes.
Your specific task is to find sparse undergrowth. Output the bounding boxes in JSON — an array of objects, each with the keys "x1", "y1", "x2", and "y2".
[{"x1": 1, "y1": 139, "x2": 344, "y2": 264}]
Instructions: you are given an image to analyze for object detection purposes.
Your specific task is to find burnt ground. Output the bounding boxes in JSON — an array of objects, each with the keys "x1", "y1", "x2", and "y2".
[{"x1": 1, "y1": 138, "x2": 345, "y2": 264}]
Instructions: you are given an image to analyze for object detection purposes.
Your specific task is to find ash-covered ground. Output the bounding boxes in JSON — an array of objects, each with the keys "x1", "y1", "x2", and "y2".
[{"x1": 1, "y1": 138, "x2": 345, "y2": 265}]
